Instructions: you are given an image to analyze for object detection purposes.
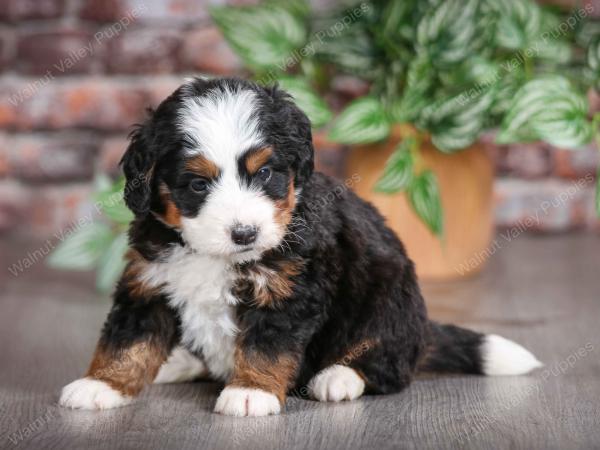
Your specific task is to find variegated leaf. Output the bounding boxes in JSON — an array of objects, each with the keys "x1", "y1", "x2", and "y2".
[
  {"x1": 211, "y1": 5, "x2": 307, "y2": 71},
  {"x1": 417, "y1": 0, "x2": 491, "y2": 66},
  {"x1": 328, "y1": 97, "x2": 391, "y2": 144},
  {"x1": 497, "y1": 76, "x2": 593, "y2": 149},
  {"x1": 374, "y1": 138, "x2": 415, "y2": 193},
  {"x1": 48, "y1": 222, "x2": 114, "y2": 271},
  {"x1": 408, "y1": 170, "x2": 444, "y2": 236},
  {"x1": 490, "y1": 0, "x2": 542, "y2": 50},
  {"x1": 96, "y1": 232, "x2": 129, "y2": 293},
  {"x1": 277, "y1": 77, "x2": 332, "y2": 128},
  {"x1": 420, "y1": 86, "x2": 496, "y2": 152},
  {"x1": 392, "y1": 54, "x2": 432, "y2": 122}
]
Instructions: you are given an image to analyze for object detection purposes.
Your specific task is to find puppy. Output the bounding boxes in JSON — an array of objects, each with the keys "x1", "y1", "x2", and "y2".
[{"x1": 59, "y1": 78, "x2": 542, "y2": 416}]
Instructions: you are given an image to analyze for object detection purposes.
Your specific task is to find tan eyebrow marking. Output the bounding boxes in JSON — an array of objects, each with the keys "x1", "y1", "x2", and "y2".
[
  {"x1": 185, "y1": 154, "x2": 220, "y2": 179},
  {"x1": 245, "y1": 147, "x2": 273, "y2": 175}
]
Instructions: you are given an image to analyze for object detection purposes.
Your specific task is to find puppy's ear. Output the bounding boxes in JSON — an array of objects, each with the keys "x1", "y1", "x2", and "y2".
[
  {"x1": 263, "y1": 85, "x2": 314, "y2": 185},
  {"x1": 120, "y1": 121, "x2": 156, "y2": 216}
]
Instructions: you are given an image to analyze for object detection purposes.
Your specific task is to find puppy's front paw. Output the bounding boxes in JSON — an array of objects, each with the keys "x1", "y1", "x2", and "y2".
[
  {"x1": 214, "y1": 386, "x2": 281, "y2": 417},
  {"x1": 308, "y1": 365, "x2": 365, "y2": 402},
  {"x1": 59, "y1": 377, "x2": 131, "y2": 410}
]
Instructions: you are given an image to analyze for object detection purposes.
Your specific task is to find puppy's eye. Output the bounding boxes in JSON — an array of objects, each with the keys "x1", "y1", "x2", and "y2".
[
  {"x1": 189, "y1": 178, "x2": 208, "y2": 193},
  {"x1": 257, "y1": 167, "x2": 272, "y2": 183}
]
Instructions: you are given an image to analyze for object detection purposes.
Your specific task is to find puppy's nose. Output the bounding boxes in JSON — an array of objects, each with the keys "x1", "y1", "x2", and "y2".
[{"x1": 231, "y1": 224, "x2": 258, "y2": 246}]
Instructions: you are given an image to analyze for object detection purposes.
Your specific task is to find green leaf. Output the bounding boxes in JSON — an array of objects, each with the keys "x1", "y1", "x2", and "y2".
[
  {"x1": 490, "y1": 65, "x2": 526, "y2": 117},
  {"x1": 96, "y1": 232, "x2": 129, "y2": 293},
  {"x1": 408, "y1": 170, "x2": 444, "y2": 236},
  {"x1": 264, "y1": 0, "x2": 309, "y2": 19},
  {"x1": 380, "y1": 0, "x2": 418, "y2": 40},
  {"x1": 276, "y1": 77, "x2": 332, "y2": 128},
  {"x1": 491, "y1": 0, "x2": 542, "y2": 50},
  {"x1": 374, "y1": 138, "x2": 415, "y2": 194},
  {"x1": 48, "y1": 222, "x2": 113, "y2": 271},
  {"x1": 211, "y1": 5, "x2": 307, "y2": 71},
  {"x1": 497, "y1": 75, "x2": 594, "y2": 149},
  {"x1": 328, "y1": 97, "x2": 391, "y2": 145},
  {"x1": 596, "y1": 170, "x2": 600, "y2": 219},
  {"x1": 313, "y1": 18, "x2": 379, "y2": 79},
  {"x1": 94, "y1": 177, "x2": 134, "y2": 225},
  {"x1": 392, "y1": 54, "x2": 433, "y2": 122},
  {"x1": 416, "y1": 0, "x2": 492, "y2": 67},
  {"x1": 587, "y1": 35, "x2": 600, "y2": 89},
  {"x1": 530, "y1": 11, "x2": 571, "y2": 64},
  {"x1": 419, "y1": 85, "x2": 496, "y2": 152}
]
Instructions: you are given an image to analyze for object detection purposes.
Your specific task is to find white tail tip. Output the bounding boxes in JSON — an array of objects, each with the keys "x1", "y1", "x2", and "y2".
[{"x1": 482, "y1": 334, "x2": 543, "y2": 376}]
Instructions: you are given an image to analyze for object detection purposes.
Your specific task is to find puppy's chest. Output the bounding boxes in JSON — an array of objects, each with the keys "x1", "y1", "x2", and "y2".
[
  {"x1": 143, "y1": 248, "x2": 239, "y2": 380},
  {"x1": 143, "y1": 247, "x2": 303, "y2": 380},
  {"x1": 144, "y1": 248, "x2": 292, "y2": 380}
]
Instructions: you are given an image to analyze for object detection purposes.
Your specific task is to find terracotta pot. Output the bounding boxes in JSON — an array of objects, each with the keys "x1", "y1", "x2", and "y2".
[{"x1": 345, "y1": 125, "x2": 494, "y2": 281}]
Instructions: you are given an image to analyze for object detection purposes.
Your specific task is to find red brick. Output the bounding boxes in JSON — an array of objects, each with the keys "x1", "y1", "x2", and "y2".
[
  {"x1": 79, "y1": 0, "x2": 209, "y2": 24},
  {"x1": 0, "y1": 82, "x2": 23, "y2": 128},
  {"x1": 0, "y1": 0, "x2": 65, "y2": 21},
  {"x1": 28, "y1": 183, "x2": 95, "y2": 237},
  {"x1": 0, "y1": 133, "x2": 8, "y2": 177},
  {"x1": 504, "y1": 143, "x2": 553, "y2": 178},
  {"x1": 98, "y1": 135, "x2": 128, "y2": 175},
  {"x1": 583, "y1": 0, "x2": 600, "y2": 17},
  {"x1": 313, "y1": 130, "x2": 346, "y2": 179},
  {"x1": 494, "y1": 177, "x2": 595, "y2": 232},
  {"x1": 180, "y1": 26, "x2": 242, "y2": 75},
  {"x1": 331, "y1": 76, "x2": 370, "y2": 100},
  {"x1": 144, "y1": 77, "x2": 182, "y2": 108},
  {"x1": 553, "y1": 145, "x2": 599, "y2": 179},
  {"x1": 0, "y1": 133, "x2": 97, "y2": 182},
  {"x1": 2, "y1": 79, "x2": 147, "y2": 131},
  {"x1": 16, "y1": 30, "x2": 98, "y2": 76},
  {"x1": 106, "y1": 28, "x2": 181, "y2": 74},
  {"x1": 0, "y1": 181, "x2": 30, "y2": 233},
  {"x1": 0, "y1": 31, "x2": 11, "y2": 72}
]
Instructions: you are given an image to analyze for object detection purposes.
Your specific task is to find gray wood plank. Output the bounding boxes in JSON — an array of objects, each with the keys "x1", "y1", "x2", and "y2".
[{"x1": 1, "y1": 234, "x2": 599, "y2": 450}]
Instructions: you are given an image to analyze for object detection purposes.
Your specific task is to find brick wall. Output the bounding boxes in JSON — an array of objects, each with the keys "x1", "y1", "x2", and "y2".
[{"x1": 0, "y1": 0, "x2": 598, "y2": 237}]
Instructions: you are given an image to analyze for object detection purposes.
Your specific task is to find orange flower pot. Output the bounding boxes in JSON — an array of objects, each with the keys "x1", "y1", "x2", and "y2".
[{"x1": 345, "y1": 125, "x2": 495, "y2": 281}]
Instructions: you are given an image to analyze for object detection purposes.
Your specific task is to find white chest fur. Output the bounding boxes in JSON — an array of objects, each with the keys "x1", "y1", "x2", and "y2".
[{"x1": 139, "y1": 246, "x2": 238, "y2": 381}]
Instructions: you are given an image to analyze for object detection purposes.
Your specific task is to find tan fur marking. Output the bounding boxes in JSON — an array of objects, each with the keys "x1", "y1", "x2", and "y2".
[
  {"x1": 158, "y1": 184, "x2": 182, "y2": 228},
  {"x1": 86, "y1": 341, "x2": 168, "y2": 397},
  {"x1": 123, "y1": 249, "x2": 164, "y2": 299},
  {"x1": 229, "y1": 347, "x2": 298, "y2": 404},
  {"x1": 185, "y1": 154, "x2": 219, "y2": 179},
  {"x1": 337, "y1": 338, "x2": 379, "y2": 366},
  {"x1": 235, "y1": 258, "x2": 304, "y2": 308},
  {"x1": 274, "y1": 179, "x2": 296, "y2": 228},
  {"x1": 245, "y1": 147, "x2": 273, "y2": 175}
]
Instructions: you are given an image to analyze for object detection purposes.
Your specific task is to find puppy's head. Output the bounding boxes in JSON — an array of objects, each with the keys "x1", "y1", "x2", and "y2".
[{"x1": 121, "y1": 78, "x2": 313, "y2": 262}]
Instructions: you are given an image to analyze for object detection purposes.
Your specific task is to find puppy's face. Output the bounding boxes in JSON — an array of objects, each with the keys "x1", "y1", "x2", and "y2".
[{"x1": 121, "y1": 78, "x2": 314, "y2": 262}]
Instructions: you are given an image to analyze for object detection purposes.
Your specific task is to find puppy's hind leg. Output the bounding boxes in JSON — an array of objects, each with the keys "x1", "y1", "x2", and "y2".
[{"x1": 154, "y1": 346, "x2": 209, "y2": 384}]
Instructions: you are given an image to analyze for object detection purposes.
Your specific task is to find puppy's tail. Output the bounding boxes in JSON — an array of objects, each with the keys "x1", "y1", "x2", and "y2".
[{"x1": 417, "y1": 322, "x2": 542, "y2": 376}]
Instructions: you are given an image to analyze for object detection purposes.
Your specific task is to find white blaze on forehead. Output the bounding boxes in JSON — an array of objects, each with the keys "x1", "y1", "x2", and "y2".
[
  {"x1": 175, "y1": 86, "x2": 283, "y2": 261},
  {"x1": 177, "y1": 87, "x2": 264, "y2": 170}
]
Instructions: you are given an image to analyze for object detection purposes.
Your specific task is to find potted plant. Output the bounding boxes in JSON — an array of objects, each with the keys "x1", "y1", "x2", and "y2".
[
  {"x1": 49, "y1": 0, "x2": 600, "y2": 289},
  {"x1": 211, "y1": 0, "x2": 600, "y2": 279}
]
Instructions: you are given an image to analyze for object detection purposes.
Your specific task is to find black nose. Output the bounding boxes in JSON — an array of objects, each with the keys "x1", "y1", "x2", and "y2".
[{"x1": 231, "y1": 225, "x2": 258, "y2": 246}]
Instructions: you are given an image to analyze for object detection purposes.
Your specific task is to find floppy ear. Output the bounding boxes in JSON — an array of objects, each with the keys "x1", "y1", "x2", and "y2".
[
  {"x1": 120, "y1": 122, "x2": 156, "y2": 216},
  {"x1": 264, "y1": 85, "x2": 314, "y2": 186}
]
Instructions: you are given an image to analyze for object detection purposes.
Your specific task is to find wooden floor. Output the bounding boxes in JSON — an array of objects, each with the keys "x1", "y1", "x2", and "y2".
[{"x1": 1, "y1": 233, "x2": 599, "y2": 450}]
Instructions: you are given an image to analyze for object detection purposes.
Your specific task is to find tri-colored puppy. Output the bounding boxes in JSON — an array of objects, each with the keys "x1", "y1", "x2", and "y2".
[{"x1": 59, "y1": 78, "x2": 542, "y2": 416}]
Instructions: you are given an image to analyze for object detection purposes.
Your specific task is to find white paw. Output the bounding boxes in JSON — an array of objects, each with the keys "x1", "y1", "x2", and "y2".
[
  {"x1": 308, "y1": 365, "x2": 365, "y2": 402},
  {"x1": 154, "y1": 346, "x2": 208, "y2": 384},
  {"x1": 59, "y1": 378, "x2": 131, "y2": 410},
  {"x1": 214, "y1": 387, "x2": 281, "y2": 417}
]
